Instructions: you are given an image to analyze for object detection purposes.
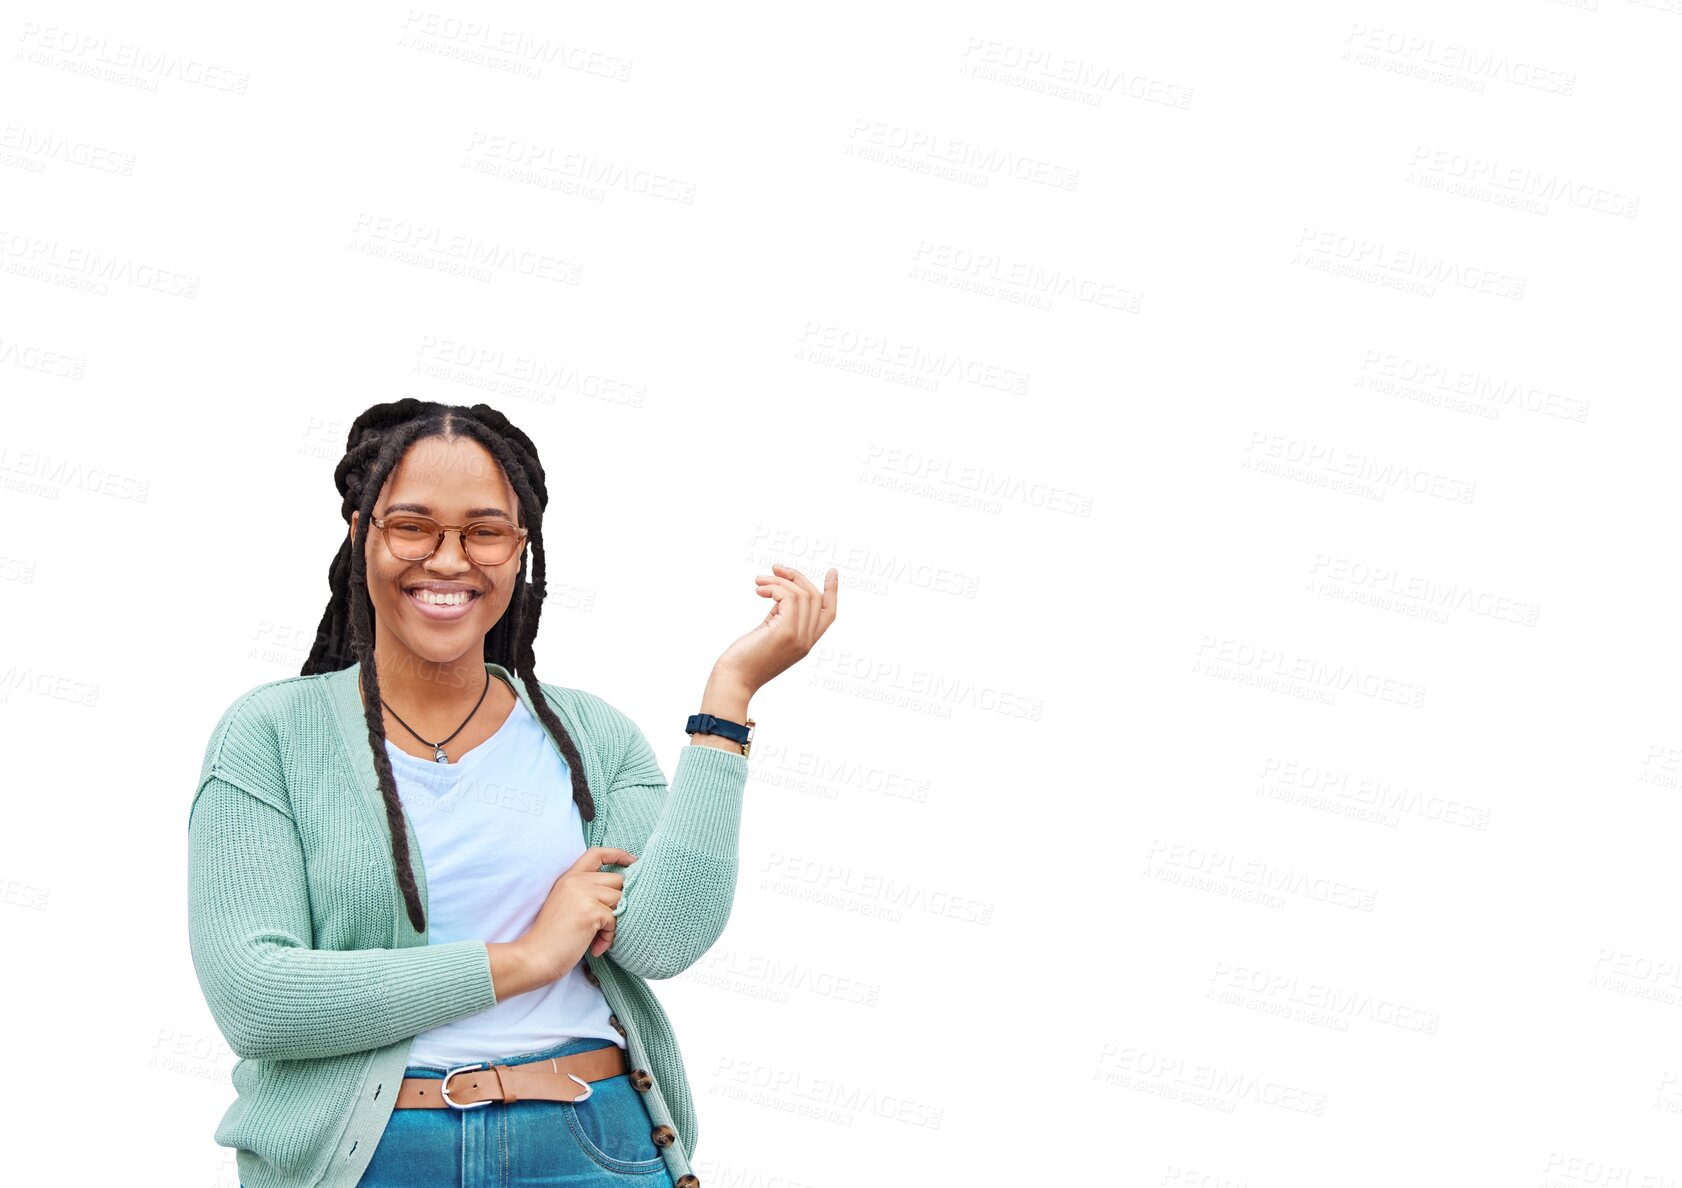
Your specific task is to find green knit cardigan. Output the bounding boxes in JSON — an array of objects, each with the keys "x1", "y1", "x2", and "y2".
[{"x1": 187, "y1": 660, "x2": 747, "y2": 1188}]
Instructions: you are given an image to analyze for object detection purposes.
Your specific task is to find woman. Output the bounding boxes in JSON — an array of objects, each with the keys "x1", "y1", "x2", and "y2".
[{"x1": 187, "y1": 399, "x2": 838, "y2": 1188}]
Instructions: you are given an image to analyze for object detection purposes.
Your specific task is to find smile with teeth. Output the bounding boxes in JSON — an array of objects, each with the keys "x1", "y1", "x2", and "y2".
[{"x1": 407, "y1": 589, "x2": 480, "y2": 606}]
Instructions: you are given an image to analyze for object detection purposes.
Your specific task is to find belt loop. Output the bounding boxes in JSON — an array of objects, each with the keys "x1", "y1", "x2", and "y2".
[{"x1": 493, "y1": 1064, "x2": 516, "y2": 1104}]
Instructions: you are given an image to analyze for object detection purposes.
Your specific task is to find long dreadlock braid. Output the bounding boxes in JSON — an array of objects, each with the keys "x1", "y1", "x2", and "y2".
[{"x1": 300, "y1": 399, "x2": 595, "y2": 934}]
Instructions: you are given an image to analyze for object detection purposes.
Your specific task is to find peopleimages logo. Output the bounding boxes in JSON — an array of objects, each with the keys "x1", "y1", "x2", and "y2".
[
  {"x1": 16, "y1": 23, "x2": 251, "y2": 93},
  {"x1": 0, "y1": 229, "x2": 199, "y2": 298},
  {"x1": 861, "y1": 445, "x2": 1094, "y2": 517},
  {"x1": 959, "y1": 36, "x2": 1194, "y2": 109},
  {"x1": 350, "y1": 214, "x2": 582, "y2": 284},
  {"x1": 0, "y1": 125, "x2": 137, "y2": 174},
  {"x1": 798, "y1": 322, "x2": 1030, "y2": 395},
  {"x1": 912, "y1": 241, "x2": 1142, "y2": 312},
  {"x1": 1195, "y1": 634, "x2": 1428, "y2": 709},
  {"x1": 0, "y1": 664, "x2": 101, "y2": 707},
  {"x1": 846, "y1": 117, "x2": 1080, "y2": 190},
  {"x1": 1243, "y1": 430, "x2": 1478, "y2": 505},
  {"x1": 0, "y1": 445, "x2": 148, "y2": 503},
  {"x1": 1294, "y1": 227, "x2": 1526, "y2": 301},
  {"x1": 1408, "y1": 145, "x2": 1638, "y2": 219},
  {"x1": 1342, "y1": 24, "x2": 1577, "y2": 96}
]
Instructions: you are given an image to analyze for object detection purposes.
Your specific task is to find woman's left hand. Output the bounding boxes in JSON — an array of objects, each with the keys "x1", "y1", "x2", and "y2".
[{"x1": 712, "y1": 563, "x2": 840, "y2": 695}]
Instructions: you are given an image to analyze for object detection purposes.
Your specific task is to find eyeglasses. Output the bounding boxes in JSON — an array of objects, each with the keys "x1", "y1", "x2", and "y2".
[{"x1": 371, "y1": 515, "x2": 528, "y2": 566}]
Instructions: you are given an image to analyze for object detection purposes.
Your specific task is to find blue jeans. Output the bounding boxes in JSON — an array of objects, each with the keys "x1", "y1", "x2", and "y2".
[{"x1": 357, "y1": 1037, "x2": 673, "y2": 1186}]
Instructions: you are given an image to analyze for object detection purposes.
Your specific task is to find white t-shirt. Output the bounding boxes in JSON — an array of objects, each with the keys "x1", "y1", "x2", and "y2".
[{"x1": 386, "y1": 693, "x2": 622, "y2": 1069}]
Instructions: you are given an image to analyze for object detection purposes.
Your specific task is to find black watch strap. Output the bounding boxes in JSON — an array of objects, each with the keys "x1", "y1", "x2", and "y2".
[{"x1": 686, "y1": 712, "x2": 755, "y2": 755}]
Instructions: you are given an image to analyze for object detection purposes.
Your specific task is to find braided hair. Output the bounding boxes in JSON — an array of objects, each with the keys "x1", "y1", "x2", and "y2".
[{"x1": 300, "y1": 398, "x2": 594, "y2": 933}]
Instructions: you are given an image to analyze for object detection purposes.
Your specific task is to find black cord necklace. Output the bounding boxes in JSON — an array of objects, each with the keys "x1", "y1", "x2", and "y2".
[{"x1": 382, "y1": 667, "x2": 491, "y2": 763}]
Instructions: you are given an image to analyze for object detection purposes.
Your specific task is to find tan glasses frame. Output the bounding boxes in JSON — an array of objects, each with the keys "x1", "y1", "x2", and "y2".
[{"x1": 370, "y1": 515, "x2": 529, "y2": 565}]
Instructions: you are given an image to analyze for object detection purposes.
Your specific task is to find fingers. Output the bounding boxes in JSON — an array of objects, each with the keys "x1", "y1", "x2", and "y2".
[
  {"x1": 759, "y1": 564, "x2": 813, "y2": 625},
  {"x1": 590, "y1": 913, "x2": 616, "y2": 956},
  {"x1": 819, "y1": 567, "x2": 839, "y2": 630},
  {"x1": 770, "y1": 562, "x2": 821, "y2": 596},
  {"x1": 763, "y1": 563, "x2": 827, "y2": 641},
  {"x1": 595, "y1": 892, "x2": 619, "y2": 953},
  {"x1": 755, "y1": 574, "x2": 797, "y2": 628},
  {"x1": 586, "y1": 872, "x2": 627, "y2": 900},
  {"x1": 756, "y1": 577, "x2": 801, "y2": 637},
  {"x1": 766, "y1": 562, "x2": 839, "y2": 622},
  {"x1": 753, "y1": 562, "x2": 841, "y2": 662},
  {"x1": 570, "y1": 846, "x2": 636, "y2": 872}
]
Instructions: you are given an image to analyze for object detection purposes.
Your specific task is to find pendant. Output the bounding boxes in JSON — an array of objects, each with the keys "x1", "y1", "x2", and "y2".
[{"x1": 434, "y1": 746, "x2": 449, "y2": 763}]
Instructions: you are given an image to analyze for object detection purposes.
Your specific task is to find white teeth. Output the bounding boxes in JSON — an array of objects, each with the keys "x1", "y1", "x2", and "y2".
[{"x1": 411, "y1": 589, "x2": 474, "y2": 606}]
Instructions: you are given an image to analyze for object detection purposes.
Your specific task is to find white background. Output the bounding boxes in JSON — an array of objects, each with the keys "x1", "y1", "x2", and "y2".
[{"x1": 3, "y1": 2, "x2": 1680, "y2": 1186}]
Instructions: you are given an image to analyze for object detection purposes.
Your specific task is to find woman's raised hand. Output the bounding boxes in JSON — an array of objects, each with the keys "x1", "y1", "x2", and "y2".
[{"x1": 712, "y1": 563, "x2": 840, "y2": 695}]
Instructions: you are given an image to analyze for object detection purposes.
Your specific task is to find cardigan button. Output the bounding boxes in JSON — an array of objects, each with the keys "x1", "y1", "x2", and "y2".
[
  {"x1": 651, "y1": 1124, "x2": 677, "y2": 1148},
  {"x1": 609, "y1": 1014, "x2": 627, "y2": 1037},
  {"x1": 629, "y1": 1068, "x2": 653, "y2": 1091},
  {"x1": 583, "y1": 964, "x2": 600, "y2": 986},
  {"x1": 675, "y1": 1176, "x2": 700, "y2": 1188}
]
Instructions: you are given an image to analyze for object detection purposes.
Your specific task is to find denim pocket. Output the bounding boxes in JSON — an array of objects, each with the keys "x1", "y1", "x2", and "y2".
[{"x1": 561, "y1": 1074, "x2": 668, "y2": 1174}]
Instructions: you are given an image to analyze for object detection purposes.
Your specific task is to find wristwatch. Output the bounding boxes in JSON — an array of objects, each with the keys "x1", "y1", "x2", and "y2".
[{"x1": 686, "y1": 713, "x2": 755, "y2": 756}]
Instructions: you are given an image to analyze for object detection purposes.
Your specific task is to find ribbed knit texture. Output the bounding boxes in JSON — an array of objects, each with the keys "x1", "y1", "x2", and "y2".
[{"x1": 187, "y1": 661, "x2": 748, "y2": 1188}]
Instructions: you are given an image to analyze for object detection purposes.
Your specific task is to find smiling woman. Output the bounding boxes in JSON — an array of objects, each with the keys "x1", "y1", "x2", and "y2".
[
  {"x1": 350, "y1": 443, "x2": 535, "y2": 697},
  {"x1": 187, "y1": 398, "x2": 838, "y2": 1188}
]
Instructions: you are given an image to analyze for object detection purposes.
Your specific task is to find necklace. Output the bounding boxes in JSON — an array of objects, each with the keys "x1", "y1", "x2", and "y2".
[{"x1": 381, "y1": 667, "x2": 492, "y2": 763}]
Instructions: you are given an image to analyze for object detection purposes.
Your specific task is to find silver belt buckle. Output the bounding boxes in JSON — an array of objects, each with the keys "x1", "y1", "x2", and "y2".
[
  {"x1": 440, "y1": 1062, "x2": 492, "y2": 1109},
  {"x1": 546, "y1": 1055, "x2": 594, "y2": 1102}
]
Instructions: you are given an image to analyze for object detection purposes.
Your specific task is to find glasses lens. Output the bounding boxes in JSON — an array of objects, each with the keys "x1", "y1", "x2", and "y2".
[
  {"x1": 384, "y1": 516, "x2": 439, "y2": 560},
  {"x1": 463, "y1": 522, "x2": 520, "y2": 565}
]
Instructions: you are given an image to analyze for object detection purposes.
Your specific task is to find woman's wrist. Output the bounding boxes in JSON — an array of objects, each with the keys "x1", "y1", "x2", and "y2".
[
  {"x1": 689, "y1": 669, "x2": 755, "y2": 751},
  {"x1": 486, "y1": 940, "x2": 548, "y2": 1002}
]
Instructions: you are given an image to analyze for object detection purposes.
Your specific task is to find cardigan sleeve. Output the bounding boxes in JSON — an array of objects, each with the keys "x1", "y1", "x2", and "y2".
[
  {"x1": 592, "y1": 712, "x2": 749, "y2": 981},
  {"x1": 186, "y1": 773, "x2": 500, "y2": 1062}
]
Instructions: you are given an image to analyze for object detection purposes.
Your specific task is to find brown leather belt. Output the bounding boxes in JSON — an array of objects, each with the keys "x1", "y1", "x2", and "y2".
[{"x1": 395, "y1": 1045, "x2": 628, "y2": 1109}]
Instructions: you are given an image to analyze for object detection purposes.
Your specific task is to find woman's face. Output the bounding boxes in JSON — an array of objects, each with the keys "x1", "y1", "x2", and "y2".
[{"x1": 348, "y1": 435, "x2": 526, "y2": 672}]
